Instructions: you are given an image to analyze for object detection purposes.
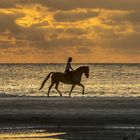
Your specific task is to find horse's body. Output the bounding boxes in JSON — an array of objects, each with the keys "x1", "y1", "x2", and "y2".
[{"x1": 39, "y1": 66, "x2": 89, "y2": 97}]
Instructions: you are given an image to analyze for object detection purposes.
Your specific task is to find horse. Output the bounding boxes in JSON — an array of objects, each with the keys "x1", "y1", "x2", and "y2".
[{"x1": 39, "y1": 66, "x2": 89, "y2": 97}]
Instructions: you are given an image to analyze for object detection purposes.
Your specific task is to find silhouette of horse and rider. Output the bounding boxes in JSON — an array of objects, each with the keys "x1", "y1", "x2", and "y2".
[{"x1": 39, "y1": 57, "x2": 89, "y2": 97}]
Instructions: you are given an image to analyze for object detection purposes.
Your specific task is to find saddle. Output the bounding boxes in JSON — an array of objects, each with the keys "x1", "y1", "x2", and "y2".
[{"x1": 64, "y1": 71, "x2": 73, "y2": 82}]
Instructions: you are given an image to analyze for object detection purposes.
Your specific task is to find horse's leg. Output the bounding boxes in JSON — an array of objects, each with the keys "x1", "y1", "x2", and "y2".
[
  {"x1": 69, "y1": 84, "x2": 75, "y2": 97},
  {"x1": 47, "y1": 83, "x2": 54, "y2": 97},
  {"x1": 78, "y1": 83, "x2": 85, "y2": 95},
  {"x1": 55, "y1": 83, "x2": 62, "y2": 97}
]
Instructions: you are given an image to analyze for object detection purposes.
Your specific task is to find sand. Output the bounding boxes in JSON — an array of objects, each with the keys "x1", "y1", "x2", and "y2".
[
  {"x1": 0, "y1": 97, "x2": 140, "y2": 139},
  {"x1": 0, "y1": 97, "x2": 140, "y2": 128}
]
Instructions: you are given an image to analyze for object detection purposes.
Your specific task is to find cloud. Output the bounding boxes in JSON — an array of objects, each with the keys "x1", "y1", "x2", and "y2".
[
  {"x1": 125, "y1": 11, "x2": 140, "y2": 24},
  {"x1": 16, "y1": 0, "x2": 140, "y2": 10},
  {"x1": 0, "y1": 13, "x2": 21, "y2": 33},
  {"x1": 54, "y1": 9, "x2": 99, "y2": 22},
  {"x1": 111, "y1": 34, "x2": 140, "y2": 54},
  {"x1": 0, "y1": 0, "x2": 139, "y2": 63},
  {"x1": 0, "y1": 0, "x2": 16, "y2": 8}
]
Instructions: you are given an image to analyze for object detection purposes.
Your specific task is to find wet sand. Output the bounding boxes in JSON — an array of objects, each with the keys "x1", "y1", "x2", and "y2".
[{"x1": 0, "y1": 97, "x2": 140, "y2": 139}]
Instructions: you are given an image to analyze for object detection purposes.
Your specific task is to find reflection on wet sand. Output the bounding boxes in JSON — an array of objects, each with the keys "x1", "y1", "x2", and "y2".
[
  {"x1": 0, "y1": 129, "x2": 140, "y2": 140},
  {"x1": 0, "y1": 130, "x2": 65, "y2": 140}
]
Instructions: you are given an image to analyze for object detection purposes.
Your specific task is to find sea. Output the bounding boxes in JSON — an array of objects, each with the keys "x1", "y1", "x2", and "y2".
[{"x1": 0, "y1": 63, "x2": 139, "y2": 97}]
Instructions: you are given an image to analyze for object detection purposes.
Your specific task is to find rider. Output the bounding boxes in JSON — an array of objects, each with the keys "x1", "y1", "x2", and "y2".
[{"x1": 65, "y1": 57, "x2": 73, "y2": 74}]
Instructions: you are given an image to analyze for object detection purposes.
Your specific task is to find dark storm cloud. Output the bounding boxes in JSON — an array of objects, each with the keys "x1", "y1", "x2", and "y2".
[
  {"x1": 54, "y1": 11, "x2": 99, "y2": 22},
  {"x1": 16, "y1": 0, "x2": 140, "y2": 10}
]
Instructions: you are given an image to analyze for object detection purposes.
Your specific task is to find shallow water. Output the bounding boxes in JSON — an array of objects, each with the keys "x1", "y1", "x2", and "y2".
[
  {"x1": 0, "y1": 128, "x2": 140, "y2": 140},
  {"x1": 0, "y1": 64, "x2": 139, "y2": 97},
  {"x1": 0, "y1": 130, "x2": 63, "y2": 140}
]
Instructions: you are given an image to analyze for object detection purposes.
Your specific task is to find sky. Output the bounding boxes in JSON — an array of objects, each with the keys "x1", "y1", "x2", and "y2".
[{"x1": 0, "y1": 0, "x2": 140, "y2": 63}]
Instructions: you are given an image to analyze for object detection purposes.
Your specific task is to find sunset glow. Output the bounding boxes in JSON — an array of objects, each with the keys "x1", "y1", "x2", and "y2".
[{"x1": 0, "y1": 0, "x2": 139, "y2": 63}]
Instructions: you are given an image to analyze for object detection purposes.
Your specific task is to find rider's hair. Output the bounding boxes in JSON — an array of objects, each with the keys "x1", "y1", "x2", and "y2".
[{"x1": 68, "y1": 57, "x2": 72, "y2": 62}]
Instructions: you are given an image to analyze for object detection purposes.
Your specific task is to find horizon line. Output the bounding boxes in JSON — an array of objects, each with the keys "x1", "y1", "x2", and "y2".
[{"x1": 0, "y1": 62, "x2": 139, "y2": 65}]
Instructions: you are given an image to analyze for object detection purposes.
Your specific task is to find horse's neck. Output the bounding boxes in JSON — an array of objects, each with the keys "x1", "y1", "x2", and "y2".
[{"x1": 74, "y1": 68, "x2": 83, "y2": 79}]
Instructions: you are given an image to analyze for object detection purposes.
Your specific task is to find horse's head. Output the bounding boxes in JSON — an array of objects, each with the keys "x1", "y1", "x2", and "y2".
[
  {"x1": 83, "y1": 66, "x2": 89, "y2": 78},
  {"x1": 75, "y1": 66, "x2": 89, "y2": 78}
]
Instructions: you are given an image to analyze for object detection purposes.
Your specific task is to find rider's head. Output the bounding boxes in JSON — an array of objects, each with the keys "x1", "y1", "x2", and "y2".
[{"x1": 68, "y1": 57, "x2": 72, "y2": 62}]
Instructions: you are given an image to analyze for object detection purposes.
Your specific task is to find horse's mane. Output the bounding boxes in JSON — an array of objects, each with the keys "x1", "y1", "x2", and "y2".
[{"x1": 75, "y1": 66, "x2": 87, "y2": 71}]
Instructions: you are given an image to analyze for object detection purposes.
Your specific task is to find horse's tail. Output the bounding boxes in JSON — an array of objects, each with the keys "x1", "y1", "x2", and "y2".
[{"x1": 39, "y1": 72, "x2": 53, "y2": 90}]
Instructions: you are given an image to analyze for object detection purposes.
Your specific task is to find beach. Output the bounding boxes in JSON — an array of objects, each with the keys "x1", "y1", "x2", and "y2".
[{"x1": 0, "y1": 97, "x2": 140, "y2": 139}]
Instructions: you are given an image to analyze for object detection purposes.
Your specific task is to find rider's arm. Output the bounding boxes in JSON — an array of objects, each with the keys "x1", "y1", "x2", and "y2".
[{"x1": 69, "y1": 63, "x2": 73, "y2": 70}]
